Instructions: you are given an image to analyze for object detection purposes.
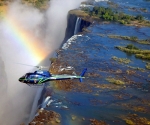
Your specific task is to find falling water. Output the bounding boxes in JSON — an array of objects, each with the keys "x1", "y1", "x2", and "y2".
[
  {"x1": 0, "y1": 0, "x2": 87, "y2": 124},
  {"x1": 74, "y1": 17, "x2": 81, "y2": 35}
]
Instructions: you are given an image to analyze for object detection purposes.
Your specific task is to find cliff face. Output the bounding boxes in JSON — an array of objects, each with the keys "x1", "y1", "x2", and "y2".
[
  {"x1": 80, "y1": 18, "x2": 91, "y2": 31},
  {"x1": 63, "y1": 14, "x2": 77, "y2": 43},
  {"x1": 63, "y1": 10, "x2": 91, "y2": 43},
  {"x1": 28, "y1": 9, "x2": 92, "y2": 125}
]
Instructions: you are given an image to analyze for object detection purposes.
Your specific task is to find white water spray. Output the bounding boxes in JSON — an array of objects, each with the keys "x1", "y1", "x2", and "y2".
[{"x1": 0, "y1": 0, "x2": 86, "y2": 124}]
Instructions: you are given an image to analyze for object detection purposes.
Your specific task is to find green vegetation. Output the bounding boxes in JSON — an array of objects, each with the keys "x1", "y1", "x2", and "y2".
[
  {"x1": 50, "y1": 58, "x2": 57, "y2": 64},
  {"x1": 106, "y1": 78, "x2": 125, "y2": 85},
  {"x1": 116, "y1": 44, "x2": 150, "y2": 60},
  {"x1": 82, "y1": 6, "x2": 150, "y2": 26},
  {"x1": 127, "y1": 65, "x2": 145, "y2": 71},
  {"x1": 136, "y1": 53, "x2": 150, "y2": 60},
  {"x1": 125, "y1": 119, "x2": 134, "y2": 125},
  {"x1": 146, "y1": 62, "x2": 150, "y2": 70},
  {"x1": 123, "y1": 114, "x2": 150, "y2": 125},
  {"x1": 22, "y1": 0, "x2": 48, "y2": 8},
  {"x1": 69, "y1": 9, "x2": 89, "y2": 18},
  {"x1": 112, "y1": 56, "x2": 131, "y2": 64},
  {"x1": 139, "y1": 39, "x2": 150, "y2": 44},
  {"x1": 108, "y1": 35, "x2": 150, "y2": 45},
  {"x1": 125, "y1": 44, "x2": 139, "y2": 50}
]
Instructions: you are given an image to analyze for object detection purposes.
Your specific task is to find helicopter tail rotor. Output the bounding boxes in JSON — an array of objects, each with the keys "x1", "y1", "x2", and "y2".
[{"x1": 79, "y1": 68, "x2": 87, "y2": 82}]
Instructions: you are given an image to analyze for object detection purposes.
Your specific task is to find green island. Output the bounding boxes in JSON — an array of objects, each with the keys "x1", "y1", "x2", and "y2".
[
  {"x1": 116, "y1": 44, "x2": 150, "y2": 60},
  {"x1": 127, "y1": 65, "x2": 145, "y2": 72},
  {"x1": 108, "y1": 35, "x2": 150, "y2": 45},
  {"x1": 106, "y1": 77, "x2": 125, "y2": 85},
  {"x1": 82, "y1": 6, "x2": 150, "y2": 27},
  {"x1": 112, "y1": 56, "x2": 131, "y2": 64},
  {"x1": 97, "y1": 34, "x2": 150, "y2": 45},
  {"x1": 146, "y1": 63, "x2": 150, "y2": 70}
]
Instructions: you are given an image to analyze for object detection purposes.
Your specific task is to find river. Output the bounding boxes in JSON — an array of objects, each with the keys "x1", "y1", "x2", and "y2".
[{"x1": 31, "y1": 0, "x2": 150, "y2": 124}]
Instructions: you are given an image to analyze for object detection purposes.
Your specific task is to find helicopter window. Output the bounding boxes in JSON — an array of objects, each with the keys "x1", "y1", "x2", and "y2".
[
  {"x1": 24, "y1": 75, "x2": 28, "y2": 79},
  {"x1": 37, "y1": 71, "x2": 43, "y2": 74},
  {"x1": 30, "y1": 75, "x2": 38, "y2": 79}
]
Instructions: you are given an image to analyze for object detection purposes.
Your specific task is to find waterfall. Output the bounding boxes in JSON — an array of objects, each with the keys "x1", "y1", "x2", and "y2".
[
  {"x1": 63, "y1": 15, "x2": 91, "y2": 43},
  {"x1": 28, "y1": 86, "x2": 44, "y2": 123},
  {"x1": 74, "y1": 17, "x2": 81, "y2": 35}
]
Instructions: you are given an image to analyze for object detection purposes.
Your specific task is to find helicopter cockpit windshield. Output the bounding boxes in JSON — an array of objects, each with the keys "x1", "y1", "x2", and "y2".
[
  {"x1": 21, "y1": 73, "x2": 31, "y2": 79},
  {"x1": 21, "y1": 74, "x2": 27, "y2": 78},
  {"x1": 25, "y1": 74, "x2": 28, "y2": 79}
]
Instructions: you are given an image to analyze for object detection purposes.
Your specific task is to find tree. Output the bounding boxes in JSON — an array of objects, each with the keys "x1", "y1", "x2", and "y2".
[
  {"x1": 102, "y1": 12, "x2": 111, "y2": 20},
  {"x1": 126, "y1": 44, "x2": 139, "y2": 50},
  {"x1": 130, "y1": 36, "x2": 138, "y2": 41},
  {"x1": 113, "y1": 14, "x2": 118, "y2": 21},
  {"x1": 93, "y1": 7, "x2": 99, "y2": 15},
  {"x1": 135, "y1": 15, "x2": 143, "y2": 20}
]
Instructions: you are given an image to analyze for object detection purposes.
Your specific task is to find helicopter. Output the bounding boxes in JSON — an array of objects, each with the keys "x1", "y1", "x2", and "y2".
[{"x1": 18, "y1": 65, "x2": 87, "y2": 86}]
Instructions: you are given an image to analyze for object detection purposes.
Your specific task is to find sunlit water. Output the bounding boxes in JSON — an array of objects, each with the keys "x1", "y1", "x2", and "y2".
[
  {"x1": 42, "y1": 23, "x2": 150, "y2": 125},
  {"x1": 41, "y1": 0, "x2": 150, "y2": 124}
]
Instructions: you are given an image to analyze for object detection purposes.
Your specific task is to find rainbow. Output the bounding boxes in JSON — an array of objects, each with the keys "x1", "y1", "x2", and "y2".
[{"x1": 3, "y1": 11, "x2": 50, "y2": 63}]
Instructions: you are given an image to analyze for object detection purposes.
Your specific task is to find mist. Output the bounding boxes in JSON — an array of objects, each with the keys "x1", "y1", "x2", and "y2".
[{"x1": 0, "y1": 0, "x2": 85, "y2": 124}]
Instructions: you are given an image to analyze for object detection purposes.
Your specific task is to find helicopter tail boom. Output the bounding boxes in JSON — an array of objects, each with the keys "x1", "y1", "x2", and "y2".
[{"x1": 79, "y1": 68, "x2": 87, "y2": 82}]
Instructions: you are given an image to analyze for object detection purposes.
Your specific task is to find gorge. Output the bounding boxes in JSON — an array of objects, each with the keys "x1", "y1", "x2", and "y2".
[{"x1": 0, "y1": 0, "x2": 87, "y2": 124}]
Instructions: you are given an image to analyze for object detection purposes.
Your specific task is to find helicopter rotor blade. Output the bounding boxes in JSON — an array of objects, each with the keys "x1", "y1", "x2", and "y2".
[
  {"x1": 15, "y1": 63, "x2": 49, "y2": 69},
  {"x1": 35, "y1": 66, "x2": 49, "y2": 68},
  {"x1": 15, "y1": 63, "x2": 38, "y2": 68}
]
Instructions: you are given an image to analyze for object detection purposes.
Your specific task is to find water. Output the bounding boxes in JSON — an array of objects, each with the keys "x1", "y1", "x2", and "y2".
[
  {"x1": 42, "y1": 0, "x2": 150, "y2": 124},
  {"x1": 74, "y1": 17, "x2": 82, "y2": 35},
  {"x1": 95, "y1": 0, "x2": 150, "y2": 19},
  {"x1": 44, "y1": 22, "x2": 150, "y2": 125}
]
